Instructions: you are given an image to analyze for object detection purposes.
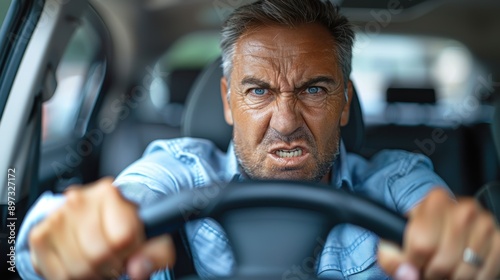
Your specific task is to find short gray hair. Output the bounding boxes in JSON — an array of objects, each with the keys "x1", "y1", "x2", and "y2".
[{"x1": 220, "y1": 0, "x2": 355, "y2": 92}]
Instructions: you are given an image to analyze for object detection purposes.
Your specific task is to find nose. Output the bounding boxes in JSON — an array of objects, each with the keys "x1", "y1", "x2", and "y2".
[{"x1": 269, "y1": 96, "x2": 303, "y2": 137}]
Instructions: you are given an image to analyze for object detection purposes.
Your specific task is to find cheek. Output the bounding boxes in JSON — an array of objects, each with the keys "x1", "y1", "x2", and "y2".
[
  {"x1": 304, "y1": 98, "x2": 345, "y2": 143},
  {"x1": 231, "y1": 101, "x2": 270, "y2": 146}
]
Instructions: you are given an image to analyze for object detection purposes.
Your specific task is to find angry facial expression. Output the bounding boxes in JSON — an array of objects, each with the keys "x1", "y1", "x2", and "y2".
[{"x1": 221, "y1": 23, "x2": 352, "y2": 182}]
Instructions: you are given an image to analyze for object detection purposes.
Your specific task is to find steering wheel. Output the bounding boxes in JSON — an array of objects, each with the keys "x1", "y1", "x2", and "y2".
[{"x1": 139, "y1": 180, "x2": 407, "y2": 280}]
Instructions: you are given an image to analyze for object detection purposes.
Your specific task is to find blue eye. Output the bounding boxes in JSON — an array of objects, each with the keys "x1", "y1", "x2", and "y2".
[
  {"x1": 306, "y1": 87, "x2": 322, "y2": 94},
  {"x1": 252, "y1": 88, "x2": 268, "y2": 95}
]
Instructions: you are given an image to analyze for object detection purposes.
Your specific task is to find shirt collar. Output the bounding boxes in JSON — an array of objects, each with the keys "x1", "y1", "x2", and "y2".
[
  {"x1": 225, "y1": 140, "x2": 354, "y2": 191},
  {"x1": 225, "y1": 142, "x2": 239, "y2": 181},
  {"x1": 332, "y1": 140, "x2": 354, "y2": 192}
]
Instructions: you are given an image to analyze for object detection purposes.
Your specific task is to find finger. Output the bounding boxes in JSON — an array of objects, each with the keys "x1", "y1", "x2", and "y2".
[
  {"x1": 31, "y1": 247, "x2": 69, "y2": 280},
  {"x1": 75, "y1": 182, "x2": 129, "y2": 276},
  {"x1": 126, "y1": 234, "x2": 176, "y2": 280},
  {"x1": 99, "y1": 182, "x2": 144, "y2": 258},
  {"x1": 90, "y1": 180, "x2": 142, "y2": 278},
  {"x1": 405, "y1": 188, "x2": 451, "y2": 269},
  {"x1": 477, "y1": 230, "x2": 500, "y2": 280},
  {"x1": 29, "y1": 214, "x2": 69, "y2": 280},
  {"x1": 424, "y1": 199, "x2": 477, "y2": 279},
  {"x1": 377, "y1": 240, "x2": 405, "y2": 275},
  {"x1": 378, "y1": 240, "x2": 420, "y2": 280},
  {"x1": 58, "y1": 189, "x2": 107, "y2": 278},
  {"x1": 451, "y1": 210, "x2": 495, "y2": 279},
  {"x1": 54, "y1": 220, "x2": 99, "y2": 279}
]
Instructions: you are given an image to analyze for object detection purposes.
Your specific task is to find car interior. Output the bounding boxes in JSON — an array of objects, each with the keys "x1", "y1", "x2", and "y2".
[{"x1": 0, "y1": 0, "x2": 500, "y2": 279}]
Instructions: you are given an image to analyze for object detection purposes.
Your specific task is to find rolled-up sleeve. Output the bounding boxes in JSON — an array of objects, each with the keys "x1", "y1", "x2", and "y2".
[{"x1": 350, "y1": 150, "x2": 452, "y2": 215}]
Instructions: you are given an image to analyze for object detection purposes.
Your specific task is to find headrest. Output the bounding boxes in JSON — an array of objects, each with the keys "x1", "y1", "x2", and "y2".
[
  {"x1": 386, "y1": 88, "x2": 436, "y2": 104},
  {"x1": 167, "y1": 69, "x2": 202, "y2": 104},
  {"x1": 182, "y1": 58, "x2": 364, "y2": 153}
]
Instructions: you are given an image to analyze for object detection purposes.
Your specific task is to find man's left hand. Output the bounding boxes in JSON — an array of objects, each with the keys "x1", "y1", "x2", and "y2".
[{"x1": 378, "y1": 188, "x2": 500, "y2": 280}]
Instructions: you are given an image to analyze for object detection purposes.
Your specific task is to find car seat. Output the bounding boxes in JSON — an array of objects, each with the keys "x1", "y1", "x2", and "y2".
[
  {"x1": 182, "y1": 57, "x2": 365, "y2": 153},
  {"x1": 475, "y1": 96, "x2": 500, "y2": 224}
]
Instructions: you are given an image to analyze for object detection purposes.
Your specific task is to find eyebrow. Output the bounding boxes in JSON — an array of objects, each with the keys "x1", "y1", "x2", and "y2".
[
  {"x1": 241, "y1": 77, "x2": 271, "y2": 88},
  {"x1": 240, "y1": 76, "x2": 337, "y2": 90},
  {"x1": 296, "y1": 76, "x2": 337, "y2": 90}
]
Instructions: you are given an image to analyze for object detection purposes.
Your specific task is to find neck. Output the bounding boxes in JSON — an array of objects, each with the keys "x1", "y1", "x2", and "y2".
[{"x1": 320, "y1": 170, "x2": 332, "y2": 184}]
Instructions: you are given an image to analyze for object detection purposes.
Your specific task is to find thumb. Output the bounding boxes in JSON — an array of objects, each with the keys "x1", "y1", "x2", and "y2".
[
  {"x1": 126, "y1": 234, "x2": 176, "y2": 280},
  {"x1": 378, "y1": 240, "x2": 419, "y2": 280}
]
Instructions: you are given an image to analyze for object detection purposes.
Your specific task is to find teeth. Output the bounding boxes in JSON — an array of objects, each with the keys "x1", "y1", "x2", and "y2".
[{"x1": 276, "y1": 148, "x2": 303, "y2": 158}]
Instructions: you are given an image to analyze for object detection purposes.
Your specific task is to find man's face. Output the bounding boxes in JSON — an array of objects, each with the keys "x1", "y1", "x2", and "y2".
[{"x1": 221, "y1": 23, "x2": 352, "y2": 182}]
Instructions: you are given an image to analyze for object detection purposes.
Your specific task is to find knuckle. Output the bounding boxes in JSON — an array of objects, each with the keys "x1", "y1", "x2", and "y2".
[
  {"x1": 64, "y1": 189, "x2": 84, "y2": 209},
  {"x1": 29, "y1": 211, "x2": 67, "y2": 249},
  {"x1": 84, "y1": 244, "x2": 115, "y2": 268},
  {"x1": 426, "y1": 261, "x2": 453, "y2": 279},
  {"x1": 99, "y1": 176, "x2": 115, "y2": 185},
  {"x1": 454, "y1": 201, "x2": 479, "y2": 228},
  {"x1": 29, "y1": 226, "x2": 47, "y2": 248},
  {"x1": 478, "y1": 212, "x2": 496, "y2": 237},
  {"x1": 47, "y1": 209, "x2": 65, "y2": 226},
  {"x1": 102, "y1": 184, "x2": 127, "y2": 206},
  {"x1": 99, "y1": 183, "x2": 141, "y2": 252},
  {"x1": 78, "y1": 242, "x2": 104, "y2": 265},
  {"x1": 426, "y1": 188, "x2": 452, "y2": 205},
  {"x1": 407, "y1": 234, "x2": 436, "y2": 260},
  {"x1": 108, "y1": 221, "x2": 138, "y2": 251},
  {"x1": 459, "y1": 199, "x2": 479, "y2": 213},
  {"x1": 81, "y1": 238, "x2": 117, "y2": 268},
  {"x1": 406, "y1": 221, "x2": 437, "y2": 259},
  {"x1": 98, "y1": 178, "x2": 118, "y2": 193}
]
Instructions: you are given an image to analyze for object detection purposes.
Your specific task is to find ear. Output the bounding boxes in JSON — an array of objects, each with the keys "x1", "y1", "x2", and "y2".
[
  {"x1": 340, "y1": 80, "x2": 353, "y2": 127},
  {"x1": 221, "y1": 77, "x2": 233, "y2": 126}
]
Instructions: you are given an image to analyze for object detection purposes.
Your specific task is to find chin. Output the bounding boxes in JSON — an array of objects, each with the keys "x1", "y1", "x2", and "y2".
[{"x1": 256, "y1": 169, "x2": 321, "y2": 182}]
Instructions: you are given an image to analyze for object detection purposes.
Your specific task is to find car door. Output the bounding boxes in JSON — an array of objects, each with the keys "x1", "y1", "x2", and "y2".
[
  {"x1": 0, "y1": 0, "x2": 108, "y2": 278},
  {"x1": 1, "y1": 1, "x2": 47, "y2": 277}
]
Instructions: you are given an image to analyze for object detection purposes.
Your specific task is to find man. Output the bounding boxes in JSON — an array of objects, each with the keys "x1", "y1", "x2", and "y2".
[{"x1": 16, "y1": 0, "x2": 500, "y2": 279}]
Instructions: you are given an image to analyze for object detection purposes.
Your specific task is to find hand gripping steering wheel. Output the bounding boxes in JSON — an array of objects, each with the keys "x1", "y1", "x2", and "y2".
[{"x1": 139, "y1": 180, "x2": 407, "y2": 280}]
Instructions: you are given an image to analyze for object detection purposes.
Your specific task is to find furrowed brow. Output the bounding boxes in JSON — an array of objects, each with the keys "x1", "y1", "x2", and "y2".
[
  {"x1": 241, "y1": 77, "x2": 271, "y2": 88},
  {"x1": 296, "y1": 76, "x2": 337, "y2": 90}
]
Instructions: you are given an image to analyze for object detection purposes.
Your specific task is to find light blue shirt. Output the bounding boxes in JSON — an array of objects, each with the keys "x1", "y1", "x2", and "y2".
[{"x1": 16, "y1": 138, "x2": 448, "y2": 279}]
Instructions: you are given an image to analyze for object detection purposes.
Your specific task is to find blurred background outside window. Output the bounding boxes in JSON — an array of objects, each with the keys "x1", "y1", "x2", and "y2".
[
  {"x1": 0, "y1": 1, "x2": 12, "y2": 29},
  {"x1": 42, "y1": 19, "x2": 105, "y2": 144}
]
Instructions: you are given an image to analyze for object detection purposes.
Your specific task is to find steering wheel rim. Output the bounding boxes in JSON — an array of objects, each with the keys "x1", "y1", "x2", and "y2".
[{"x1": 139, "y1": 180, "x2": 407, "y2": 279}]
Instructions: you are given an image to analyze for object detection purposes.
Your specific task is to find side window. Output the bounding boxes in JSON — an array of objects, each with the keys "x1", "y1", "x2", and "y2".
[
  {"x1": 137, "y1": 31, "x2": 220, "y2": 125},
  {"x1": 0, "y1": 0, "x2": 14, "y2": 114},
  {"x1": 42, "y1": 18, "x2": 105, "y2": 144},
  {"x1": 0, "y1": 1, "x2": 12, "y2": 29}
]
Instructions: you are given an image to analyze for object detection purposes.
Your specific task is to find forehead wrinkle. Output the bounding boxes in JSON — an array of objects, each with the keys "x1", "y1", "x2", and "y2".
[
  {"x1": 235, "y1": 53, "x2": 338, "y2": 93},
  {"x1": 234, "y1": 52, "x2": 308, "y2": 93},
  {"x1": 233, "y1": 24, "x2": 341, "y2": 93},
  {"x1": 240, "y1": 39, "x2": 334, "y2": 59}
]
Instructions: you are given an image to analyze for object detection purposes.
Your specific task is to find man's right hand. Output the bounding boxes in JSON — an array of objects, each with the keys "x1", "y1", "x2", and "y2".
[{"x1": 28, "y1": 177, "x2": 176, "y2": 280}]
